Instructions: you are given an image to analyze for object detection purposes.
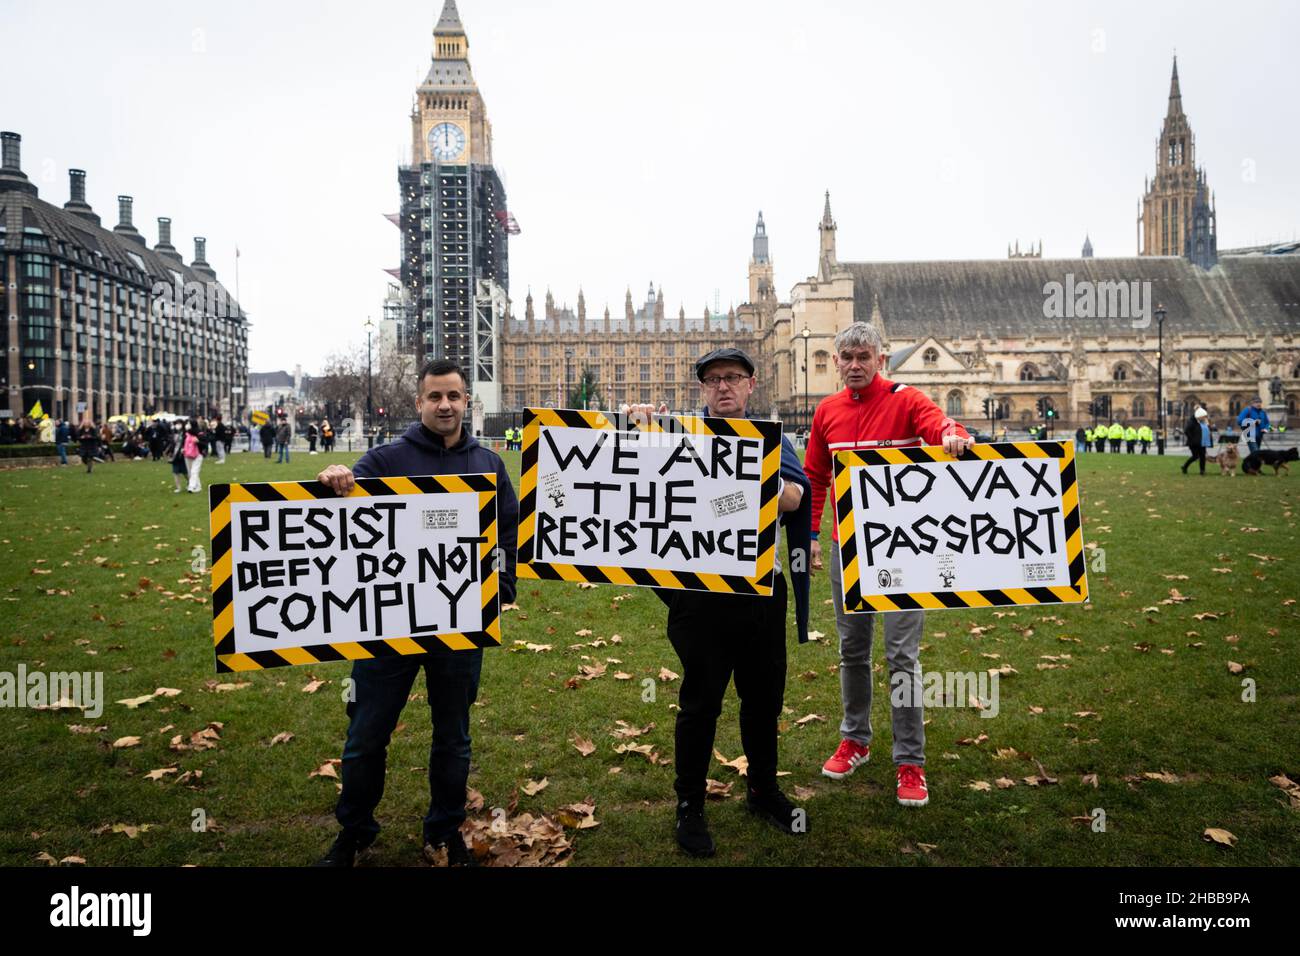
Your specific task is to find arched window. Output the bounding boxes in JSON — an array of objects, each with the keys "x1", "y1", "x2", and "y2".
[
  {"x1": 922, "y1": 347, "x2": 938, "y2": 368},
  {"x1": 1132, "y1": 396, "x2": 1146, "y2": 418},
  {"x1": 1228, "y1": 395, "x2": 1243, "y2": 417},
  {"x1": 1291, "y1": 364, "x2": 1300, "y2": 380},
  {"x1": 1288, "y1": 395, "x2": 1297, "y2": 416},
  {"x1": 1204, "y1": 363, "x2": 1221, "y2": 381},
  {"x1": 814, "y1": 350, "x2": 829, "y2": 375},
  {"x1": 946, "y1": 390, "x2": 964, "y2": 416},
  {"x1": 1018, "y1": 363, "x2": 1039, "y2": 381},
  {"x1": 1112, "y1": 363, "x2": 1129, "y2": 382}
]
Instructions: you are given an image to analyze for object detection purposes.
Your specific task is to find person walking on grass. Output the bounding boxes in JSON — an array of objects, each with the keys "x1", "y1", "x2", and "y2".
[
  {"x1": 1182, "y1": 407, "x2": 1211, "y2": 475},
  {"x1": 183, "y1": 419, "x2": 205, "y2": 493},
  {"x1": 77, "y1": 420, "x2": 98, "y2": 473},
  {"x1": 275, "y1": 415, "x2": 292, "y2": 464}
]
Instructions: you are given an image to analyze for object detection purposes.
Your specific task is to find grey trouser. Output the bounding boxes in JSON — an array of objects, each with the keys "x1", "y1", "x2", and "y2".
[{"x1": 829, "y1": 548, "x2": 926, "y2": 766}]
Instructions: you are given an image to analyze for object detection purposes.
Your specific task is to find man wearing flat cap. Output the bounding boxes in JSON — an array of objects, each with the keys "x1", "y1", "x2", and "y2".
[{"x1": 631, "y1": 347, "x2": 812, "y2": 857}]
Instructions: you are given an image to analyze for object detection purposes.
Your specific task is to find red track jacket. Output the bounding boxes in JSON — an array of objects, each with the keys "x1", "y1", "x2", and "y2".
[{"x1": 805, "y1": 374, "x2": 971, "y2": 541}]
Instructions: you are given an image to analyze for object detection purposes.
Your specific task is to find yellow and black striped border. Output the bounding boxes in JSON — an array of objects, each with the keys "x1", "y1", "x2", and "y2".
[
  {"x1": 833, "y1": 441, "x2": 1089, "y2": 613},
  {"x1": 518, "y1": 407, "x2": 781, "y2": 595},
  {"x1": 208, "y1": 475, "x2": 501, "y2": 672}
]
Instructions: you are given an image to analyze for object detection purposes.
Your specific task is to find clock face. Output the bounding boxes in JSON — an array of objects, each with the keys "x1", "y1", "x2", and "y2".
[{"x1": 428, "y1": 123, "x2": 466, "y2": 162}]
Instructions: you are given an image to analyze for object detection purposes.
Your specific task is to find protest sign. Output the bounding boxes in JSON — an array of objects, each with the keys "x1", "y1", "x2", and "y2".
[
  {"x1": 208, "y1": 475, "x2": 501, "y2": 672},
  {"x1": 518, "y1": 408, "x2": 781, "y2": 594},
  {"x1": 833, "y1": 441, "x2": 1088, "y2": 613}
]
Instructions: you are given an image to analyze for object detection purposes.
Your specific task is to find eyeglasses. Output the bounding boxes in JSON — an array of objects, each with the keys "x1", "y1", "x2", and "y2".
[{"x1": 701, "y1": 373, "x2": 750, "y2": 388}]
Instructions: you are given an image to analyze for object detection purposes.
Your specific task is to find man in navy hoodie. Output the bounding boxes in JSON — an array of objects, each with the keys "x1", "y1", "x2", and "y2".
[{"x1": 312, "y1": 359, "x2": 518, "y2": 867}]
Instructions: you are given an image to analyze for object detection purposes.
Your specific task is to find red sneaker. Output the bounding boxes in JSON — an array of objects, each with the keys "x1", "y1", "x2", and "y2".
[
  {"x1": 822, "y1": 739, "x2": 870, "y2": 779},
  {"x1": 896, "y1": 764, "x2": 929, "y2": 806}
]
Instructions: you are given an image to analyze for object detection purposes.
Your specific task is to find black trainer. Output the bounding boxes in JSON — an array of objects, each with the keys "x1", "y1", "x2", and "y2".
[
  {"x1": 312, "y1": 831, "x2": 371, "y2": 867},
  {"x1": 424, "y1": 832, "x2": 477, "y2": 867},
  {"x1": 746, "y1": 786, "x2": 808, "y2": 836},
  {"x1": 675, "y1": 800, "x2": 716, "y2": 857}
]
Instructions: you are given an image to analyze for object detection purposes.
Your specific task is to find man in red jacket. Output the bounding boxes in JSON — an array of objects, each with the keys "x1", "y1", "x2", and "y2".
[{"x1": 804, "y1": 322, "x2": 973, "y2": 807}]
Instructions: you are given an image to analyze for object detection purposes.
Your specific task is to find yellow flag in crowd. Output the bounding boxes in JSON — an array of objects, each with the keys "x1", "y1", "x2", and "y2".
[{"x1": 28, "y1": 400, "x2": 45, "y2": 419}]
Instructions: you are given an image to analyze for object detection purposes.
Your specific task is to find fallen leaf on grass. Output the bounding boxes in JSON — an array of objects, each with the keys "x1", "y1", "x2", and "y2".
[
  {"x1": 967, "y1": 780, "x2": 992, "y2": 792},
  {"x1": 1143, "y1": 770, "x2": 1180, "y2": 783},
  {"x1": 995, "y1": 777, "x2": 1017, "y2": 789},
  {"x1": 1226, "y1": 661, "x2": 1245, "y2": 674},
  {"x1": 713, "y1": 749, "x2": 748, "y2": 776},
  {"x1": 112, "y1": 736, "x2": 141, "y2": 749},
  {"x1": 793, "y1": 785, "x2": 816, "y2": 800},
  {"x1": 610, "y1": 720, "x2": 654, "y2": 739},
  {"x1": 705, "y1": 779, "x2": 734, "y2": 799},
  {"x1": 658, "y1": 667, "x2": 679, "y2": 682},
  {"x1": 269, "y1": 732, "x2": 295, "y2": 746},
  {"x1": 956, "y1": 734, "x2": 989, "y2": 746},
  {"x1": 1203, "y1": 827, "x2": 1237, "y2": 847},
  {"x1": 301, "y1": 679, "x2": 326, "y2": 694},
  {"x1": 795, "y1": 713, "x2": 825, "y2": 726},
  {"x1": 521, "y1": 778, "x2": 549, "y2": 796},
  {"x1": 144, "y1": 767, "x2": 178, "y2": 781},
  {"x1": 310, "y1": 760, "x2": 341, "y2": 780},
  {"x1": 1081, "y1": 773, "x2": 1100, "y2": 788},
  {"x1": 571, "y1": 736, "x2": 596, "y2": 757}
]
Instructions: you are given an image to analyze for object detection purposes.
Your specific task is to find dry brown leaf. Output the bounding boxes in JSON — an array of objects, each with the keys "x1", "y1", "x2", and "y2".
[
  {"x1": 112, "y1": 736, "x2": 141, "y2": 749},
  {"x1": 658, "y1": 667, "x2": 679, "y2": 682},
  {"x1": 1203, "y1": 827, "x2": 1237, "y2": 847},
  {"x1": 301, "y1": 679, "x2": 325, "y2": 694},
  {"x1": 310, "y1": 760, "x2": 341, "y2": 780},
  {"x1": 795, "y1": 713, "x2": 825, "y2": 726},
  {"x1": 521, "y1": 777, "x2": 549, "y2": 796},
  {"x1": 1081, "y1": 773, "x2": 1100, "y2": 788},
  {"x1": 705, "y1": 779, "x2": 734, "y2": 799},
  {"x1": 571, "y1": 736, "x2": 596, "y2": 757},
  {"x1": 1227, "y1": 661, "x2": 1245, "y2": 674},
  {"x1": 144, "y1": 767, "x2": 178, "y2": 781},
  {"x1": 1143, "y1": 770, "x2": 1180, "y2": 784},
  {"x1": 713, "y1": 749, "x2": 749, "y2": 775},
  {"x1": 967, "y1": 780, "x2": 992, "y2": 792},
  {"x1": 994, "y1": 777, "x2": 1017, "y2": 789}
]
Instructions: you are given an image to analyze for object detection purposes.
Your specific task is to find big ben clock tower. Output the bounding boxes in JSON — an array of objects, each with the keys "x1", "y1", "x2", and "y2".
[{"x1": 399, "y1": 0, "x2": 510, "y2": 410}]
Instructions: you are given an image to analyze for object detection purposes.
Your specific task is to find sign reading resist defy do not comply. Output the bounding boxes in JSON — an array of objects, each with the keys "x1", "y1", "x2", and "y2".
[
  {"x1": 208, "y1": 476, "x2": 502, "y2": 672},
  {"x1": 518, "y1": 408, "x2": 782, "y2": 594},
  {"x1": 833, "y1": 441, "x2": 1089, "y2": 614}
]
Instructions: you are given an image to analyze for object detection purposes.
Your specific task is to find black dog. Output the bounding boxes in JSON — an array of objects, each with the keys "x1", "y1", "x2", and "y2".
[{"x1": 1241, "y1": 447, "x2": 1298, "y2": 476}]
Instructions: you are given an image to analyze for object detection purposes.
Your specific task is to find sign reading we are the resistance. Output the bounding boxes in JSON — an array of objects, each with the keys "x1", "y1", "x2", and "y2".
[
  {"x1": 833, "y1": 441, "x2": 1089, "y2": 614},
  {"x1": 518, "y1": 408, "x2": 782, "y2": 595},
  {"x1": 208, "y1": 476, "x2": 502, "y2": 672}
]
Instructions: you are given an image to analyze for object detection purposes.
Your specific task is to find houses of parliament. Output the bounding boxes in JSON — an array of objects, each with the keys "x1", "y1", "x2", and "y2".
[{"x1": 408, "y1": 5, "x2": 1299, "y2": 431}]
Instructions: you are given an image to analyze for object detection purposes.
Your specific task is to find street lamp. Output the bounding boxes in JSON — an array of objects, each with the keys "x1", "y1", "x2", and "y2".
[
  {"x1": 801, "y1": 326, "x2": 811, "y2": 430},
  {"x1": 364, "y1": 316, "x2": 374, "y2": 449},
  {"x1": 565, "y1": 348, "x2": 574, "y2": 409},
  {"x1": 1155, "y1": 302, "x2": 1167, "y2": 454}
]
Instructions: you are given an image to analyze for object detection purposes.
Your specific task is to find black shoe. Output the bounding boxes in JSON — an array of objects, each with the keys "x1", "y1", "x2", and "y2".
[
  {"x1": 746, "y1": 786, "x2": 808, "y2": 836},
  {"x1": 312, "y1": 831, "x2": 370, "y2": 867},
  {"x1": 675, "y1": 800, "x2": 715, "y2": 857},
  {"x1": 424, "y1": 832, "x2": 477, "y2": 867}
]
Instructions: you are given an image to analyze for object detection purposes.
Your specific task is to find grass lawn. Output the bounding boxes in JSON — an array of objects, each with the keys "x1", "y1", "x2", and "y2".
[{"x1": 1, "y1": 447, "x2": 1297, "y2": 867}]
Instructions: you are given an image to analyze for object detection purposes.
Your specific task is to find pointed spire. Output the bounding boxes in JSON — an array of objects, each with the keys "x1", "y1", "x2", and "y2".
[
  {"x1": 1167, "y1": 54, "x2": 1182, "y2": 114},
  {"x1": 435, "y1": 0, "x2": 464, "y2": 36},
  {"x1": 821, "y1": 191, "x2": 834, "y2": 229}
]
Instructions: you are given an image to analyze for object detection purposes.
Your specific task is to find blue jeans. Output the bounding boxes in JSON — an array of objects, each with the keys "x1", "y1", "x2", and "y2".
[
  {"x1": 276, "y1": 441, "x2": 290, "y2": 463},
  {"x1": 335, "y1": 649, "x2": 483, "y2": 846},
  {"x1": 56, "y1": 442, "x2": 68, "y2": 465},
  {"x1": 1247, "y1": 441, "x2": 1260, "y2": 456}
]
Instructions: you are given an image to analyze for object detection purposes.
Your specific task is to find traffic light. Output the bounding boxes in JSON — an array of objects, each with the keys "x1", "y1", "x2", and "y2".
[
  {"x1": 1035, "y1": 398, "x2": 1045, "y2": 416},
  {"x1": 982, "y1": 397, "x2": 992, "y2": 417},
  {"x1": 1046, "y1": 406, "x2": 1055, "y2": 419}
]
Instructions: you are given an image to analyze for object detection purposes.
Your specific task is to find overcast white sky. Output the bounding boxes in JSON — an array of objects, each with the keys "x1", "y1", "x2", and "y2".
[{"x1": 8, "y1": 0, "x2": 1298, "y2": 373}]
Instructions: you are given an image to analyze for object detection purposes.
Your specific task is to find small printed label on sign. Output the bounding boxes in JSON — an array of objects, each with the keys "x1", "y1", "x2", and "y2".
[
  {"x1": 1021, "y1": 562, "x2": 1056, "y2": 583},
  {"x1": 422, "y1": 508, "x2": 460, "y2": 531},
  {"x1": 541, "y1": 472, "x2": 567, "y2": 509},
  {"x1": 710, "y1": 490, "x2": 747, "y2": 519}
]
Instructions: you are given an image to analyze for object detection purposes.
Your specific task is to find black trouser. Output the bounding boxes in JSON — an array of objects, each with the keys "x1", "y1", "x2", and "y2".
[
  {"x1": 665, "y1": 574, "x2": 787, "y2": 806},
  {"x1": 1183, "y1": 447, "x2": 1206, "y2": 473}
]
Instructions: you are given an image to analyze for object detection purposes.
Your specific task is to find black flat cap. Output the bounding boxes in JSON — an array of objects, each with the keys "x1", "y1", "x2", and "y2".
[{"x1": 695, "y1": 347, "x2": 755, "y2": 381}]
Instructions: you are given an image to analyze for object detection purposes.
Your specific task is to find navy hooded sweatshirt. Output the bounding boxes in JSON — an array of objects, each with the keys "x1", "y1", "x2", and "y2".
[{"x1": 352, "y1": 422, "x2": 518, "y2": 606}]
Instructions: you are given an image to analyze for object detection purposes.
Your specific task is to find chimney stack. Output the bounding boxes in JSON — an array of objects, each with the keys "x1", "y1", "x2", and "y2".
[
  {"x1": 0, "y1": 132, "x2": 38, "y2": 197},
  {"x1": 155, "y1": 217, "x2": 182, "y2": 261},
  {"x1": 62, "y1": 168, "x2": 99, "y2": 223},
  {"x1": 192, "y1": 236, "x2": 216, "y2": 278},
  {"x1": 112, "y1": 195, "x2": 146, "y2": 246},
  {"x1": 0, "y1": 132, "x2": 20, "y2": 170},
  {"x1": 69, "y1": 169, "x2": 86, "y2": 203}
]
